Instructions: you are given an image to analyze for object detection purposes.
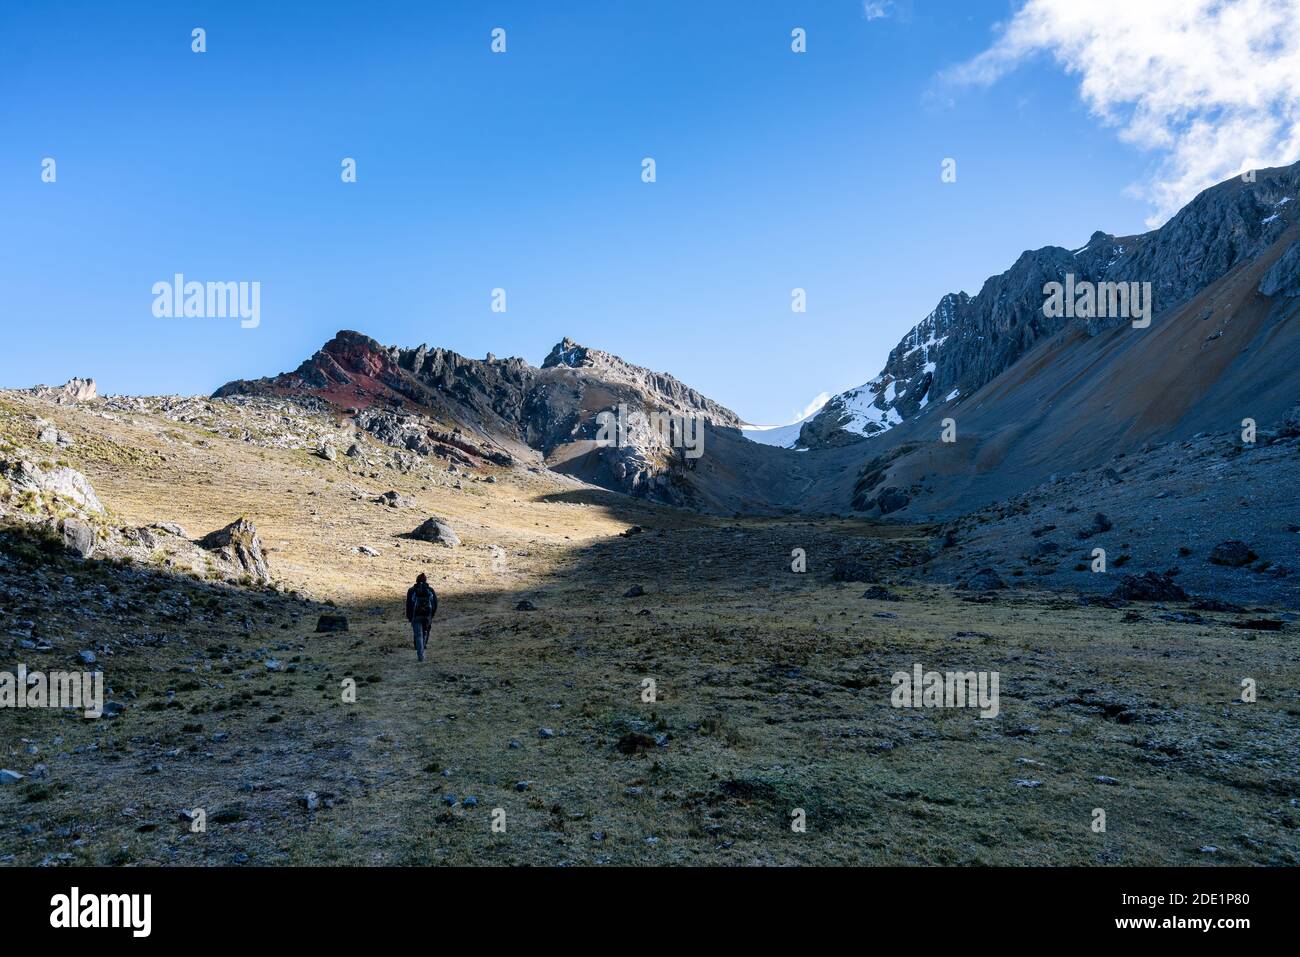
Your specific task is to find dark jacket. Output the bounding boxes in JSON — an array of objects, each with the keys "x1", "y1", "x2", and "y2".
[{"x1": 406, "y1": 582, "x2": 438, "y2": 622}]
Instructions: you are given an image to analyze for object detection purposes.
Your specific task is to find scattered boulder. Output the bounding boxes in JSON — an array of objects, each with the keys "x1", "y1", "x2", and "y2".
[
  {"x1": 1076, "y1": 512, "x2": 1113, "y2": 539},
  {"x1": 60, "y1": 518, "x2": 97, "y2": 559},
  {"x1": 345, "y1": 443, "x2": 363, "y2": 458},
  {"x1": 1112, "y1": 571, "x2": 1188, "y2": 602},
  {"x1": 374, "y1": 491, "x2": 413, "y2": 508},
  {"x1": 316, "y1": 440, "x2": 337, "y2": 462},
  {"x1": 1209, "y1": 540, "x2": 1256, "y2": 567},
  {"x1": 315, "y1": 614, "x2": 349, "y2": 633},
  {"x1": 37, "y1": 426, "x2": 72, "y2": 447},
  {"x1": 199, "y1": 518, "x2": 271, "y2": 583},
  {"x1": 515, "y1": 600, "x2": 538, "y2": 611},
  {"x1": 409, "y1": 517, "x2": 460, "y2": 547},
  {"x1": 623, "y1": 585, "x2": 645, "y2": 598},
  {"x1": 0, "y1": 769, "x2": 23, "y2": 786}
]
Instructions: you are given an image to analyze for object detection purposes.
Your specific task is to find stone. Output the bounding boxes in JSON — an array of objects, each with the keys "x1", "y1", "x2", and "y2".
[
  {"x1": 623, "y1": 585, "x2": 645, "y2": 598},
  {"x1": 1112, "y1": 572, "x2": 1188, "y2": 602},
  {"x1": 199, "y1": 518, "x2": 271, "y2": 583},
  {"x1": 409, "y1": 517, "x2": 460, "y2": 547},
  {"x1": 61, "y1": 519, "x2": 97, "y2": 559},
  {"x1": 1209, "y1": 540, "x2": 1256, "y2": 567},
  {"x1": 0, "y1": 769, "x2": 24, "y2": 785},
  {"x1": 315, "y1": 614, "x2": 349, "y2": 633},
  {"x1": 960, "y1": 567, "x2": 1006, "y2": 591}
]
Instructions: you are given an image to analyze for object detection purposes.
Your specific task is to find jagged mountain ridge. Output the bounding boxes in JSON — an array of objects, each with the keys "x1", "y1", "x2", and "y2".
[
  {"x1": 215, "y1": 330, "x2": 745, "y2": 505},
  {"x1": 799, "y1": 162, "x2": 1300, "y2": 449}
]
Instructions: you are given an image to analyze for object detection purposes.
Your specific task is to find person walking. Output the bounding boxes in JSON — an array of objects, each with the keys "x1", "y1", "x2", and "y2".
[{"x1": 405, "y1": 573, "x2": 438, "y2": 662}]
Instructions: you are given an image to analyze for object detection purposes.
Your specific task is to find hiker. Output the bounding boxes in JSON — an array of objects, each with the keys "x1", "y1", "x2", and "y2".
[{"x1": 405, "y1": 573, "x2": 438, "y2": 662}]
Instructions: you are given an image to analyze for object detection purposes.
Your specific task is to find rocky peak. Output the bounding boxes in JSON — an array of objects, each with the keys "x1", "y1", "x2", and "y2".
[{"x1": 800, "y1": 160, "x2": 1300, "y2": 449}]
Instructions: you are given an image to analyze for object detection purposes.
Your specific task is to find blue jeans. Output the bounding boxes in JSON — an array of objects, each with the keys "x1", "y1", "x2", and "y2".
[{"x1": 411, "y1": 617, "x2": 431, "y2": 661}]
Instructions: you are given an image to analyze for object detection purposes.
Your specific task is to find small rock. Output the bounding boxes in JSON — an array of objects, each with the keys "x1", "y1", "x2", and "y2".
[
  {"x1": 315, "y1": 614, "x2": 349, "y2": 633},
  {"x1": 623, "y1": 585, "x2": 645, "y2": 598}
]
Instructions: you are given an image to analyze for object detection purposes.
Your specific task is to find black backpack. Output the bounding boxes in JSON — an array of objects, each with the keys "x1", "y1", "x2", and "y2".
[{"x1": 412, "y1": 583, "x2": 436, "y2": 619}]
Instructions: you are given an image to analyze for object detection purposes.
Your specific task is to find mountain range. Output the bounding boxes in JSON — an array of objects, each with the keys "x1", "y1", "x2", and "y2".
[{"x1": 216, "y1": 162, "x2": 1300, "y2": 520}]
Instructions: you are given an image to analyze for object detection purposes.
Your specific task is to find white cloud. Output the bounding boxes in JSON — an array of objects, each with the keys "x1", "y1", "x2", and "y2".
[
  {"x1": 943, "y1": 0, "x2": 1300, "y2": 226},
  {"x1": 863, "y1": 2, "x2": 893, "y2": 21},
  {"x1": 793, "y1": 391, "x2": 831, "y2": 422}
]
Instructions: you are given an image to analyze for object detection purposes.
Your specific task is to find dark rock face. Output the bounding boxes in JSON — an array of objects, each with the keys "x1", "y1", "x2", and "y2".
[
  {"x1": 801, "y1": 165, "x2": 1300, "y2": 449},
  {"x1": 1112, "y1": 572, "x2": 1188, "y2": 602},
  {"x1": 1209, "y1": 540, "x2": 1257, "y2": 567},
  {"x1": 315, "y1": 614, "x2": 349, "y2": 633},
  {"x1": 199, "y1": 518, "x2": 270, "y2": 583},
  {"x1": 409, "y1": 517, "x2": 460, "y2": 547}
]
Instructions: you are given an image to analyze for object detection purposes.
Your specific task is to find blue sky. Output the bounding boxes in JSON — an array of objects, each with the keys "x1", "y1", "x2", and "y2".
[{"x1": 0, "y1": 1, "x2": 1180, "y2": 423}]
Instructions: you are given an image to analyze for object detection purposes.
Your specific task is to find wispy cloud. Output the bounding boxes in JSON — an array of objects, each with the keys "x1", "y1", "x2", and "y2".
[
  {"x1": 862, "y1": 2, "x2": 893, "y2": 21},
  {"x1": 793, "y1": 392, "x2": 832, "y2": 422},
  {"x1": 942, "y1": 0, "x2": 1300, "y2": 226}
]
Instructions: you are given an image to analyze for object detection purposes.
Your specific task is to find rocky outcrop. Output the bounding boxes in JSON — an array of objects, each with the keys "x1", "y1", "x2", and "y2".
[
  {"x1": 28, "y1": 377, "x2": 97, "y2": 404},
  {"x1": 1, "y1": 458, "x2": 104, "y2": 514},
  {"x1": 199, "y1": 518, "x2": 271, "y2": 583}
]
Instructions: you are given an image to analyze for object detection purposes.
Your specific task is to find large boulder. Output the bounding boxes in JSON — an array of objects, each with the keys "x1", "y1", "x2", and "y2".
[
  {"x1": 409, "y1": 517, "x2": 460, "y2": 547},
  {"x1": 315, "y1": 614, "x2": 349, "y2": 633},
  {"x1": 1, "y1": 459, "x2": 104, "y2": 513},
  {"x1": 199, "y1": 518, "x2": 271, "y2": 583}
]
